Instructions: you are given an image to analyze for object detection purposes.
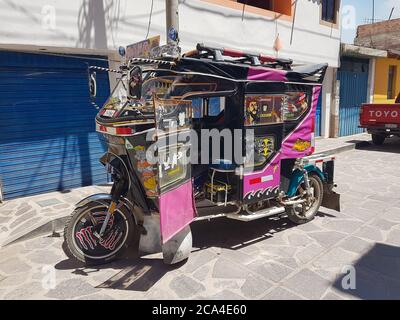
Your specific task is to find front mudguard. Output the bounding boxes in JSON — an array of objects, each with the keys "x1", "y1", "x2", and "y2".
[{"x1": 75, "y1": 193, "x2": 144, "y2": 226}]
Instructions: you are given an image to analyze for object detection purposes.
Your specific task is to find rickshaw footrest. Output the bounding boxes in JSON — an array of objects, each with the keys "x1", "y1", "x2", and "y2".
[{"x1": 227, "y1": 207, "x2": 285, "y2": 222}]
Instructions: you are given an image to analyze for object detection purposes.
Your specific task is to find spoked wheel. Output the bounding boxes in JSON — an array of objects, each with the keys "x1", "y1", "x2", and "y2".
[
  {"x1": 63, "y1": 201, "x2": 137, "y2": 266},
  {"x1": 286, "y1": 173, "x2": 324, "y2": 225}
]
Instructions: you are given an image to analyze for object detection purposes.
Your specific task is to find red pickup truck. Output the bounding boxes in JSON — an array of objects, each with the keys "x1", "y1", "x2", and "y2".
[{"x1": 360, "y1": 94, "x2": 400, "y2": 145}]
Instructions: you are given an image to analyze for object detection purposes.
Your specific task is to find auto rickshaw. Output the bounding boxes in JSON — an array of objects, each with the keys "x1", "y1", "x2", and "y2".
[{"x1": 63, "y1": 44, "x2": 340, "y2": 265}]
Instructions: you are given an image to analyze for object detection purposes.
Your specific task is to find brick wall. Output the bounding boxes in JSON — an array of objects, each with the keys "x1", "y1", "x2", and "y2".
[{"x1": 355, "y1": 19, "x2": 400, "y2": 50}]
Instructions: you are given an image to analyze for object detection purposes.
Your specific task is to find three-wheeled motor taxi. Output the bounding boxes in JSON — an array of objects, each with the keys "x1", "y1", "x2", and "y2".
[{"x1": 64, "y1": 44, "x2": 341, "y2": 265}]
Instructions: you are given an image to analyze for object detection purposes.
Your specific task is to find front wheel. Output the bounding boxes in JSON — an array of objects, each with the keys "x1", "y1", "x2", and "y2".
[
  {"x1": 372, "y1": 134, "x2": 386, "y2": 146},
  {"x1": 286, "y1": 174, "x2": 324, "y2": 225},
  {"x1": 63, "y1": 201, "x2": 137, "y2": 266}
]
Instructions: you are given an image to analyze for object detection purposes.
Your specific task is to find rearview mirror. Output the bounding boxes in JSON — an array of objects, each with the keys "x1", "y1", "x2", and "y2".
[
  {"x1": 89, "y1": 71, "x2": 97, "y2": 98},
  {"x1": 128, "y1": 67, "x2": 142, "y2": 99}
]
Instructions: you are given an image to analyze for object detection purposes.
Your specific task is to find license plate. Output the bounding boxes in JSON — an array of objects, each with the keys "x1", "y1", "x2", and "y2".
[{"x1": 385, "y1": 124, "x2": 398, "y2": 129}]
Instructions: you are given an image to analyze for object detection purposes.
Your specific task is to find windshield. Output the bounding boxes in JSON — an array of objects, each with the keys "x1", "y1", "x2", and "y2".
[
  {"x1": 98, "y1": 69, "x2": 236, "y2": 121},
  {"x1": 100, "y1": 76, "x2": 129, "y2": 118}
]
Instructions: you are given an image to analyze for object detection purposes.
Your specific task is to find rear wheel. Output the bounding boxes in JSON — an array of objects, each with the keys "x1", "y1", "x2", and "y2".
[
  {"x1": 63, "y1": 201, "x2": 137, "y2": 266},
  {"x1": 286, "y1": 174, "x2": 324, "y2": 225},
  {"x1": 372, "y1": 134, "x2": 386, "y2": 146}
]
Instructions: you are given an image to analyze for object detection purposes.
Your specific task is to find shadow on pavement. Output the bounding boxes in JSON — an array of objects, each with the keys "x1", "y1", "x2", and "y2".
[
  {"x1": 96, "y1": 258, "x2": 185, "y2": 291},
  {"x1": 357, "y1": 136, "x2": 400, "y2": 154},
  {"x1": 190, "y1": 212, "x2": 335, "y2": 251},
  {"x1": 55, "y1": 246, "x2": 185, "y2": 292},
  {"x1": 333, "y1": 243, "x2": 400, "y2": 300},
  {"x1": 55, "y1": 211, "x2": 338, "y2": 292}
]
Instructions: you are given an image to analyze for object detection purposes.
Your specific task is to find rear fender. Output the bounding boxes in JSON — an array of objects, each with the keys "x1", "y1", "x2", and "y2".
[
  {"x1": 286, "y1": 164, "x2": 325, "y2": 198},
  {"x1": 321, "y1": 185, "x2": 341, "y2": 212}
]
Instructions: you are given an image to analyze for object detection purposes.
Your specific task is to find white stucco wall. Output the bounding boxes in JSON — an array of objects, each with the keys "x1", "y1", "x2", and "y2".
[
  {"x1": 321, "y1": 67, "x2": 334, "y2": 138},
  {"x1": 179, "y1": 0, "x2": 341, "y2": 67},
  {"x1": 0, "y1": 0, "x2": 340, "y2": 137},
  {"x1": 0, "y1": 0, "x2": 340, "y2": 67},
  {"x1": 0, "y1": 0, "x2": 167, "y2": 52}
]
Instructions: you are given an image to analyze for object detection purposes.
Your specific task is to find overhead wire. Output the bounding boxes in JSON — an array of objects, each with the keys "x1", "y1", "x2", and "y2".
[{"x1": 145, "y1": 0, "x2": 155, "y2": 39}]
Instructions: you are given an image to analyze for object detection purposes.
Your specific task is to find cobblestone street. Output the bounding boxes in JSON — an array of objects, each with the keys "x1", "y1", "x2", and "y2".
[{"x1": 0, "y1": 137, "x2": 400, "y2": 300}]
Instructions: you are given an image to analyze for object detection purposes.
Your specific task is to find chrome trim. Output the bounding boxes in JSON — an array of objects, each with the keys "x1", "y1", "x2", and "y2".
[
  {"x1": 75, "y1": 193, "x2": 112, "y2": 209},
  {"x1": 194, "y1": 214, "x2": 227, "y2": 222},
  {"x1": 227, "y1": 206, "x2": 285, "y2": 222}
]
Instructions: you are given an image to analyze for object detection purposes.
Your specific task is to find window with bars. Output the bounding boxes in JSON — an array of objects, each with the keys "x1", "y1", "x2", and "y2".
[{"x1": 321, "y1": 0, "x2": 338, "y2": 23}]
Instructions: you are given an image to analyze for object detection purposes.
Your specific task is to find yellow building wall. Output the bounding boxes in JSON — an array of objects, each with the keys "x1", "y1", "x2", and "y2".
[{"x1": 374, "y1": 58, "x2": 400, "y2": 104}]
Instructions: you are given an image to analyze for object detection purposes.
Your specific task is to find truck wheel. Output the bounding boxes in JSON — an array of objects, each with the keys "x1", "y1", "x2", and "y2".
[{"x1": 372, "y1": 134, "x2": 385, "y2": 146}]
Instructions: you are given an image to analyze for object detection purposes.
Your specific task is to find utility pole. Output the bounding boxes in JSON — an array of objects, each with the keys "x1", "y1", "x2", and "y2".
[
  {"x1": 389, "y1": 7, "x2": 395, "y2": 20},
  {"x1": 372, "y1": 0, "x2": 375, "y2": 23},
  {"x1": 166, "y1": 0, "x2": 179, "y2": 45}
]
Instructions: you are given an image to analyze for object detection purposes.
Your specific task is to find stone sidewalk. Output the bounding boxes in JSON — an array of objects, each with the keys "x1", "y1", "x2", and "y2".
[
  {"x1": 0, "y1": 139, "x2": 400, "y2": 300},
  {"x1": 0, "y1": 132, "x2": 372, "y2": 248},
  {"x1": 0, "y1": 186, "x2": 111, "y2": 247},
  {"x1": 315, "y1": 132, "x2": 371, "y2": 155}
]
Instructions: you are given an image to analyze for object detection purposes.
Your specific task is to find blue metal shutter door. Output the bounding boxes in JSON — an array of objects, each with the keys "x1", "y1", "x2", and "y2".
[
  {"x1": 0, "y1": 51, "x2": 110, "y2": 199},
  {"x1": 337, "y1": 71, "x2": 368, "y2": 137}
]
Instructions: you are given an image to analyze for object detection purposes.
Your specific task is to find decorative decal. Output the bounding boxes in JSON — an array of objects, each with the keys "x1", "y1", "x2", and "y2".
[
  {"x1": 255, "y1": 137, "x2": 274, "y2": 159},
  {"x1": 281, "y1": 86, "x2": 321, "y2": 160},
  {"x1": 284, "y1": 92, "x2": 309, "y2": 121},
  {"x1": 75, "y1": 212, "x2": 124, "y2": 251},
  {"x1": 125, "y1": 139, "x2": 134, "y2": 150},
  {"x1": 99, "y1": 229, "x2": 123, "y2": 251},
  {"x1": 243, "y1": 153, "x2": 281, "y2": 203},
  {"x1": 126, "y1": 35, "x2": 161, "y2": 60},
  {"x1": 250, "y1": 175, "x2": 273, "y2": 185},
  {"x1": 131, "y1": 144, "x2": 158, "y2": 197},
  {"x1": 244, "y1": 186, "x2": 280, "y2": 201},
  {"x1": 292, "y1": 139, "x2": 311, "y2": 152},
  {"x1": 75, "y1": 225, "x2": 124, "y2": 252},
  {"x1": 75, "y1": 226, "x2": 96, "y2": 250},
  {"x1": 244, "y1": 95, "x2": 284, "y2": 126},
  {"x1": 158, "y1": 145, "x2": 188, "y2": 191}
]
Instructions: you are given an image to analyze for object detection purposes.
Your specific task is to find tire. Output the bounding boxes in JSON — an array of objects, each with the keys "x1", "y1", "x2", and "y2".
[
  {"x1": 63, "y1": 201, "x2": 137, "y2": 266},
  {"x1": 372, "y1": 134, "x2": 385, "y2": 146},
  {"x1": 286, "y1": 173, "x2": 324, "y2": 225}
]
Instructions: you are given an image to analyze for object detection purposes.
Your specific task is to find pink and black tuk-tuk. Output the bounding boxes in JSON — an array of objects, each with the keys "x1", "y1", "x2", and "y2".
[{"x1": 64, "y1": 44, "x2": 340, "y2": 265}]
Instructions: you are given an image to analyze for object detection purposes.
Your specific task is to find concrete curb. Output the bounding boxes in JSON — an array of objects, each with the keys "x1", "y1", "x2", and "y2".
[
  {"x1": 317, "y1": 140, "x2": 371, "y2": 156},
  {"x1": 1, "y1": 138, "x2": 373, "y2": 247}
]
